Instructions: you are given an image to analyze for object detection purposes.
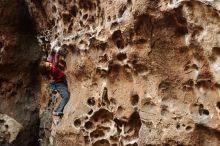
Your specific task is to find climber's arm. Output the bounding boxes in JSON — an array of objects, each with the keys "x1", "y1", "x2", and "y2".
[
  {"x1": 53, "y1": 52, "x2": 60, "y2": 66},
  {"x1": 47, "y1": 49, "x2": 60, "y2": 66},
  {"x1": 47, "y1": 49, "x2": 54, "y2": 63}
]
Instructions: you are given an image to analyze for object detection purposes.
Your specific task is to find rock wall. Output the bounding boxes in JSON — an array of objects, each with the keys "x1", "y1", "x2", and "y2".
[
  {"x1": 25, "y1": 0, "x2": 220, "y2": 145},
  {"x1": 0, "y1": 0, "x2": 41, "y2": 145}
]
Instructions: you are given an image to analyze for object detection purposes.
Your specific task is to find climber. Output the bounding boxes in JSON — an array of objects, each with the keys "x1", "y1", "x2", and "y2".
[{"x1": 39, "y1": 46, "x2": 70, "y2": 116}]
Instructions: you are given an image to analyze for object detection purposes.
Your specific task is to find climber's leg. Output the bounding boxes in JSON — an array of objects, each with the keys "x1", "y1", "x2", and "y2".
[
  {"x1": 48, "y1": 82, "x2": 56, "y2": 91},
  {"x1": 53, "y1": 78, "x2": 70, "y2": 114}
]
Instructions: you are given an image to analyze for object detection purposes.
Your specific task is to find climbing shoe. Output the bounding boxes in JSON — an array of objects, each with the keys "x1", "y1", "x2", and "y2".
[
  {"x1": 52, "y1": 90, "x2": 57, "y2": 94},
  {"x1": 53, "y1": 111, "x2": 63, "y2": 116}
]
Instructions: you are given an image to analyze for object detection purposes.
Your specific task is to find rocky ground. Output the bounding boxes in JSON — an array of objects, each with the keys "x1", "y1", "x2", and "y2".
[{"x1": 1, "y1": 0, "x2": 220, "y2": 146}]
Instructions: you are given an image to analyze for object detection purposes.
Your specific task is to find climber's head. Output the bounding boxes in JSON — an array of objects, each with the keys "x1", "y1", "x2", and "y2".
[
  {"x1": 39, "y1": 61, "x2": 52, "y2": 75},
  {"x1": 45, "y1": 62, "x2": 52, "y2": 70}
]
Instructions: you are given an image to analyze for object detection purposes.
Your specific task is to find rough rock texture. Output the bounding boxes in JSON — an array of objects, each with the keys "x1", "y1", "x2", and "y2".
[
  {"x1": 0, "y1": 114, "x2": 23, "y2": 144},
  {"x1": 9, "y1": 0, "x2": 220, "y2": 145},
  {"x1": 0, "y1": 0, "x2": 41, "y2": 145}
]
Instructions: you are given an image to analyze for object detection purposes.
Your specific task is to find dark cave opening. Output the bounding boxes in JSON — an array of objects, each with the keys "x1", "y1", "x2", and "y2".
[{"x1": 0, "y1": 0, "x2": 41, "y2": 146}]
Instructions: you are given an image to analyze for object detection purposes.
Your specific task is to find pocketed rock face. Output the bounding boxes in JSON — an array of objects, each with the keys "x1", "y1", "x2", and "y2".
[
  {"x1": 0, "y1": 0, "x2": 41, "y2": 146},
  {"x1": 27, "y1": 0, "x2": 220, "y2": 145}
]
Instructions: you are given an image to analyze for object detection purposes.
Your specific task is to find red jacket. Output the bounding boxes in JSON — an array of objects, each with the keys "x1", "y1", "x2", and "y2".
[{"x1": 46, "y1": 51, "x2": 64, "y2": 82}]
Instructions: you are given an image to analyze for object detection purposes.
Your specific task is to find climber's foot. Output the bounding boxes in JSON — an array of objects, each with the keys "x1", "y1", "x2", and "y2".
[
  {"x1": 52, "y1": 90, "x2": 57, "y2": 94},
  {"x1": 53, "y1": 111, "x2": 63, "y2": 116}
]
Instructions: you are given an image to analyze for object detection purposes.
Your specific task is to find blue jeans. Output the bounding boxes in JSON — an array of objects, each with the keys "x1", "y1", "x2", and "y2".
[{"x1": 48, "y1": 77, "x2": 70, "y2": 113}]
